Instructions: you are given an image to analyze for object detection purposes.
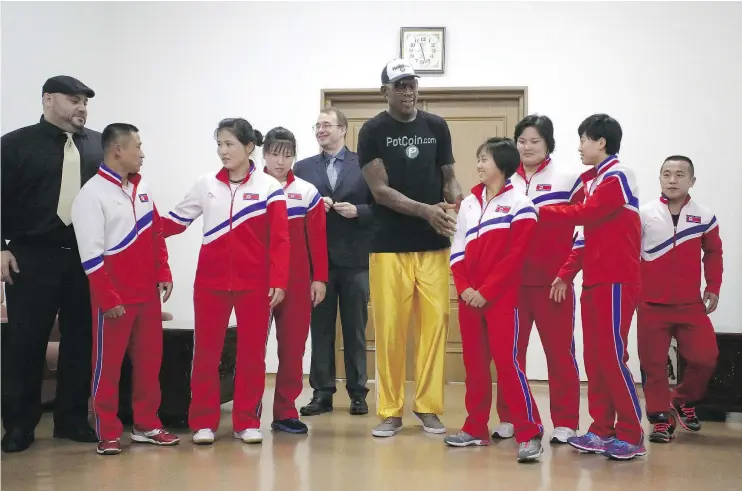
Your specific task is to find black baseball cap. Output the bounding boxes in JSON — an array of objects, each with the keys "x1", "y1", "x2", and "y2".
[
  {"x1": 381, "y1": 59, "x2": 419, "y2": 84},
  {"x1": 42, "y1": 75, "x2": 95, "y2": 98}
]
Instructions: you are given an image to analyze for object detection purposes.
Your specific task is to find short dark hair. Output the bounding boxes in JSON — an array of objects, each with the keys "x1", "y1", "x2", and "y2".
[
  {"x1": 477, "y1": 137, "x2": 520, "y2": 179},
  {"x1": 215, "y1": 118, "x2": 264, "y2": 148},
  {"x1": 263, "y1": 126, "x2": 297, "y2": 157},
  {"x1": 319, "y1": 107, "x2": 348, "y2": 129},
  {"x1": 662, "y1": 155, "x2": 695, "y2": 176},
  {"x1": 577, "y1": 114, "x2": 622, "y2": 155},
  {"x1": 514, "y1": 114, "x2": 555, "y2": 154},
  {"x1": 101, "y1": 123, "x2": 139, "y2": 151}
]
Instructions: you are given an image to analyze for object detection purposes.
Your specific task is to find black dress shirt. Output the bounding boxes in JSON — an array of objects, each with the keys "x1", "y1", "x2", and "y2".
[{"x1": 1, "y1": 116, "x2": 103, "y2": 250}]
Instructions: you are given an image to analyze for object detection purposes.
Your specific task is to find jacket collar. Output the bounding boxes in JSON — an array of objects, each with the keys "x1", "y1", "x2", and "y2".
[
  {"x1": 322, "y1": 146, "x2": 346, "y2": 162},
  {"x1": 471, "y1": 179, "x2": 513, "y2": 207},
  {"x1": 516, "y1": 156, "x2": 551, "y2": 180},
  {"x1": 97, "y1": 163, "x2": 141, "y2": 187},
  {"x1": 596, "y1": 154, "x2": 619, "y2": 176},
  {"x1": 580, "y1": 154, "x2": 619, "y2": 185},
  {"x1": 660, "y1": 193, "x2": 691, "y2": 206},
  {"x1": 216, "y1": 160, "x2": 256, "y2": 185},
  {"x1": 263, "y1": 167, "x2": 295, "y2": 187}
]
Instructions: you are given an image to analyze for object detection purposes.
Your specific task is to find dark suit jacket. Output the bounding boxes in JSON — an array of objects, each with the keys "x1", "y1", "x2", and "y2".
[{"x1": 294, "y1": 147, "x2": 374, "y2": 269}]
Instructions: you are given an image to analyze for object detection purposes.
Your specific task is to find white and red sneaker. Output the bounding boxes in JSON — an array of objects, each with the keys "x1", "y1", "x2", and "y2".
[
  {"x1": 131, "y1": 427, "x2": 180, "y2": 446},
  {"x1": 97, "y1": 439, "x2": 122, "y2": 455}
]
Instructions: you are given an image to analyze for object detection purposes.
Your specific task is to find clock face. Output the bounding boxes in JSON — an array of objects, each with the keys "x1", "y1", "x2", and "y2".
[{"x1": 403, "y1": 31, "x2": 444, "y2": 72}]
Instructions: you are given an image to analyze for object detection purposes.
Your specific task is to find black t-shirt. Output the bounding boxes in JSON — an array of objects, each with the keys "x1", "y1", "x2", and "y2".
[
  {"x1": 357, "y1": 110, "x2": 454, "y2": 253},
  {"x1": 672, "y1": 214, "x2": 679, "y2": 227}
]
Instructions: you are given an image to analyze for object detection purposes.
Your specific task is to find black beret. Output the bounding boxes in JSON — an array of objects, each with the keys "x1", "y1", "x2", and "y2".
[{"x1": 42, "y1": 75, "x2": 95, "y2": 98}]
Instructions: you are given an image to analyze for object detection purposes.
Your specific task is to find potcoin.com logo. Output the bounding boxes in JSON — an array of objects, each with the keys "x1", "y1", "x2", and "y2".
[{"x1": 406, "y1": 145, "x2": 419, "y2": 159}]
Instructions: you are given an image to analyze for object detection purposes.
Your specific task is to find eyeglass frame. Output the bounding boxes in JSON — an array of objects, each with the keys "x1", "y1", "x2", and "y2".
[
  {"x1": 312, "y1": 123, "x2": 344, "y2": 132},
  {"x1": 385, "y1": 78, "x2": 419, "y2": 94}
]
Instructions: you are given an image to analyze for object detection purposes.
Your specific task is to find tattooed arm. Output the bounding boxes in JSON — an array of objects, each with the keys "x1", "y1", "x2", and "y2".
[
  {"x1": 362, "y1": 158, "x2": 456, "y2": 236},
  {"x1": 362, "y1": 158, "x2": 428, "y2": 217},
  {"x1": 441, "y1": 164, "x2": 464, "y2": 211}
]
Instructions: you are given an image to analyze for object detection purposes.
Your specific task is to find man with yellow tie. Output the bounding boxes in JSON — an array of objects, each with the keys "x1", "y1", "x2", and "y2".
[{"x1": 1, "y1": 76, "x2": 102, "y2": 452}]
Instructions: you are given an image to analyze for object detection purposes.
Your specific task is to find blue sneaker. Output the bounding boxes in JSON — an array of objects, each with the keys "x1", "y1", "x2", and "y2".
[
  {"x1": 271, "y1": 418, "x2": 308, "y2": 434},
  {"x1": 567, "y1": 432, "x2": 615, "y2": 454},
  {"x1": 603, "y1": 439, "x2": 647, "y2": 461}
]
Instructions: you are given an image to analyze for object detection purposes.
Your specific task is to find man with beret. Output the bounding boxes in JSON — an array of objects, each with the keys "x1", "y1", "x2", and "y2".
[{"x1": 1, "y1": 76, "x2": 102, "y2": 452}]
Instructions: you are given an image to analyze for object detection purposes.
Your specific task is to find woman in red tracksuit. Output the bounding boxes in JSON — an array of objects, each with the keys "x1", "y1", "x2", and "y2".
[
  {"x1": 495, "y1": 115, "x2": 584, "y2": 444},
  {"x1": 445, "y1": 137, "x2": 544, "y2": 463},
  {"x1": 162, "y1": 118, "x2": 290, "y2": 445},
  {"x1": 261, "y1": 127, "x2": 328, "y2": 434}
]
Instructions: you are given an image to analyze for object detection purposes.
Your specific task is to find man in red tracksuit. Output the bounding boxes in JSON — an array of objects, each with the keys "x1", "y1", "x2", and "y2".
[
  {"x1": 638, "y1": 155, "x2": 722, "y2": 444},
  {"x1": 262, "y1": 127, "x2": 328, "y2": 434},
  {"x1": 541, "y1": 114, "x2": 645, "y2": 461},
  {"x1": 71, "y1": 123, "x2": 179, "y2": 455},
  {"x1": 498, "y1": 115, "x2": 585, "y2": 444},
  {"x1": 446, "y1": 137, "x2": 544, "y2": 463}
]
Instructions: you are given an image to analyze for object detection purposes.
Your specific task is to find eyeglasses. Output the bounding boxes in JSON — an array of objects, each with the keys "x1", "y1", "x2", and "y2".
[
  {"x1": 388, "y1": 79, "x2": 418, "y2": 94},
  {"x1": 313, "y1": 123, "x2": 343, "y2": 132}
]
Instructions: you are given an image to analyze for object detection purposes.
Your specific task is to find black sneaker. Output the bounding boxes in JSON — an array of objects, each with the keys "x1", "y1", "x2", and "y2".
[
  {"x1": 671, "y1": 403, "x2": 701, "y2": 432},
  {"x1": 349, "y1": 396, "x2": 368, "y2": 415},
  {"x1": 649, "y1": 420, "x2": 676, "y2": 443},
  {"x1": 300, "y1": 396, "x2": 333, "y2": 416},
  {"x1": 271, "y1": 418, "x2": 308, "y2": 434}
]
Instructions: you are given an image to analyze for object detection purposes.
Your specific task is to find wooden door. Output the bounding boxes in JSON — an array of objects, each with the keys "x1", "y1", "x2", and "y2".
[{"x1": 322, "y1": 87, "x2": 527, "y2": 383}]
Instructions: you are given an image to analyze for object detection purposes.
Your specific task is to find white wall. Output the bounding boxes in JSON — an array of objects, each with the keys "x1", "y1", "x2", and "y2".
[{"x1": 3, "y1": 1, "x2": 741, "y2": 381}]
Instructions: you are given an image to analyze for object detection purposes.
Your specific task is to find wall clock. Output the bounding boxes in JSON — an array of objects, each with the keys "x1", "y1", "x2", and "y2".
[{"x1": 400, "y1": 27, "x2": 445, "y2": 74}]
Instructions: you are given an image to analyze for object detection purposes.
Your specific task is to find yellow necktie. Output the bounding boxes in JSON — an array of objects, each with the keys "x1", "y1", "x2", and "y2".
[{"x1": 57, "y1": 132, "x2": 81, "y2": 225}]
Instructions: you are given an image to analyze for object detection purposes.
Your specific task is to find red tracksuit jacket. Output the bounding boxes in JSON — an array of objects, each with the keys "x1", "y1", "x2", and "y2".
[
  {"x1": 510, "y1": 157, "x2": 585, "y2": 286},
  {"x1": 162, "y1": 162, "x2": 290, "y2": 291},
  {"x1": 450, "y1": 181, "x2": 538, "y2": 308},
  {"x1": 541, "y1": 155, "x2": 641, "y2": 287},
  {"x1": 640, "y1": 195, "x2": 723, "y2": 304},
  {"x1": 71, "y1": 164, "x2": 172, "y2": 312},
  {"x1": 272, "y1": 169, "x2": 328, "y2": 285}
]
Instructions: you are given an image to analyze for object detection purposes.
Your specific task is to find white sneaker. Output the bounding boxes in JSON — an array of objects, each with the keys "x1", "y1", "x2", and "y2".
[
  {"x1": 234, "y1": 428, "x2": 263, "y2": 444},
  {"x1": 492, "y1": 422, "x2": 514, "y2": 439},
  {"x1": 550, "y1": 427, "x2": 577, "y2": 444},
  {"x1": 192, "y1": 429, "x2": 215, "y2": 445}
]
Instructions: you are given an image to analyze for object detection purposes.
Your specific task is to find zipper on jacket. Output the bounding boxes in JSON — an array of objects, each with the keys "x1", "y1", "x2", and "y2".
[
  {"x1": 667, "y1": 200, "x2": 688, "y2": 304},
  {"x1": 227, "y1": 182, "x2": 241, "y2": 292},
  {"x1": 477, "y1": 195, "x2": 497, "y2": 238},
  {"x1": 122, "y1": 183, "x2": 144, "y2": 276},
  {"x1": 122, "y1": 184, "x2": 139, "y2": 230},
  {"x1": 523, "y1": 173, "x2": 534, "y2": 196},
  {"x1": 522, "y1": 164, "x2": 546, "y2": 196}
]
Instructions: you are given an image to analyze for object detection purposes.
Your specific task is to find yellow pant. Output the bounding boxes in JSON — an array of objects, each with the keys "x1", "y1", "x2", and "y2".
[{"x1": 370, "y1": 250, "x2": 450, "y2": 419}]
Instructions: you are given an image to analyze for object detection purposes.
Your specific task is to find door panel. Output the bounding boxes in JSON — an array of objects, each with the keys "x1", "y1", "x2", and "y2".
[{"x1": 324, "y1": 88, "x2": 527, "y2": 383}]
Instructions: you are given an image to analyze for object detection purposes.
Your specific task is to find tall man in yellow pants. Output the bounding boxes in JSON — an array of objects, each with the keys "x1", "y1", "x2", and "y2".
[{"x1": 359, "y1": 59, "x2": 463, "y2": 437}]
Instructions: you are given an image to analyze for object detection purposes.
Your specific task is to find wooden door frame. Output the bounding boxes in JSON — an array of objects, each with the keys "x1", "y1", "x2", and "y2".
[{"x1": 320, "y1": 86, "x2": 529, "y2": 114}]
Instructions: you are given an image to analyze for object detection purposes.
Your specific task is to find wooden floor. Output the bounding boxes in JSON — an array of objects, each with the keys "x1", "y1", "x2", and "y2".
[{"x1": 3, "y1": 381, "x2": 742, "y2": 491}]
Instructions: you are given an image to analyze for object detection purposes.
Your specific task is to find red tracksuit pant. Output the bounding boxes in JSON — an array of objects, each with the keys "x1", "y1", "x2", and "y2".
[
  {"x1": 582, "y1": 283, "x2": 643, "y2": 444},
  {"x1": 459, "y1": 301, "x2": 543, "y2": 444},
  {"x1": 91, "y1": 301, "x2": 163, "y2": 441},
  {"x1": 638, "y1": 302, "x2": 718, "y2": 416},
  {"x1": 497, "y1": 285, "x2": 581, "y2": 430},
  {"x1": 189, "y1": 288, "x2": 270, "y2": 432},
  {"x1": 271, "y1": 279, "x2": 311, "y2": 421}
]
